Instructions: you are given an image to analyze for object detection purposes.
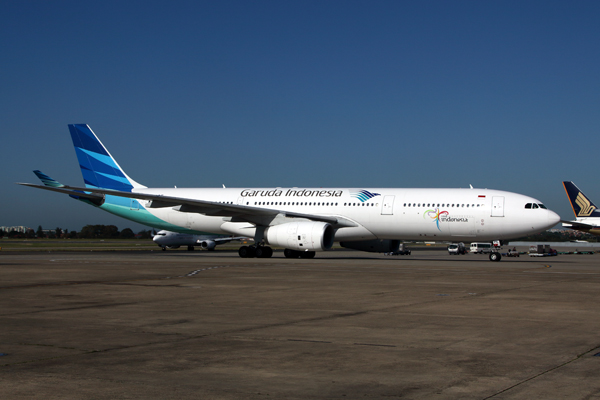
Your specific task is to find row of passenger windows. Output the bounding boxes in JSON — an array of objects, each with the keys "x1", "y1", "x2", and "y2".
[
  {"x1": 404, "y1": 203, "x2": 484, "y2": 208},
  {"x1": 221, "y1": 200, "x2": 547, "y2": 210},
  {"x1": 249, "y1": 202, "x2": 377, "y2": 207},
  {"x1": 252, "y1": 201, "x2": 340, "y2": 206}
]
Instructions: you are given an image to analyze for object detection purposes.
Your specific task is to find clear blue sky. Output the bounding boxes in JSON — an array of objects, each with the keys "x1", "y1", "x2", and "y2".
[{"x1": 2, "y1": 0, "x2": 599, "y2": 232}]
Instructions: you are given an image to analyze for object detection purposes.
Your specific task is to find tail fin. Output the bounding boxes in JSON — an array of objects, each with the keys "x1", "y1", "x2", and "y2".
[
  {"x1": 563, "y1": 181, "x2": 600, "y2": 218},
  {"x1": 68, "y1": 124, "x2": 145, "y2": 191}
]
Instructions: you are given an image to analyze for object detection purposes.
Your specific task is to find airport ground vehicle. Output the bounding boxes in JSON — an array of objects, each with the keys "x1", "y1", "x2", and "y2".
[
  {"x1": 470, "y1": 242, "x2": 493, "y2": 254},
  {"x1": 447, "y1": 243, "x2": 467, "y2": 255},
  {"x1": 506, "y1": 248, "x2": 520, "y2": 257},
  {"x1": 529, "y1": 245, "x2": 557, "y2": 257}
]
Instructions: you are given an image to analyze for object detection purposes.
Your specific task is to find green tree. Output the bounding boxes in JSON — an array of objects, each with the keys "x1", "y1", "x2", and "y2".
[
  {"x1": 119, "y1": 228, "x2": 135, "y2": 239},
  {"x1": 137, "y1": 229, "x2": 153, "y2": 239},
  {"x1": 55, "y1": 227, "x2": 63, "y2": 238},
  {"x1": 102, "y1": 225, "x2": 119, "y2": 238},
  {"x1": 36, "y1": 225, "x2": 45, "y2": 238}
]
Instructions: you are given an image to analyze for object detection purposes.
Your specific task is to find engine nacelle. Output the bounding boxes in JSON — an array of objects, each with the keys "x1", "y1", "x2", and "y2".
[
  {"x1": 340, "y1": 239, "x2": 400, "y2": 253},
  {"x1": 199, "y1": 240, "x2": 216, "y2": 250},
  {"x1": 265, "y1": 221, "x2": 334, "y2": 251}
]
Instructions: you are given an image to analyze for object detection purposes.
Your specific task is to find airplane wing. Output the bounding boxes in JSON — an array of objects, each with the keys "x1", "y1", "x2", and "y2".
[
  {"x1": 561, "y1": 220, "x2": 595, "y2": 230},
  {"x1": 17, "y1": 183, "x2": 357, "y2": 228}
]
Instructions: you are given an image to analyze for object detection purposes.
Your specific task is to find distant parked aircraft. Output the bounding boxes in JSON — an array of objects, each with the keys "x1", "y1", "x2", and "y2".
[{"x1": 152, "y1": 230, "x2": 248, "y2": 251}]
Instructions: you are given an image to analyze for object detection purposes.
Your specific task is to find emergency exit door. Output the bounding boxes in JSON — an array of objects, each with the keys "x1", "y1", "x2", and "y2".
[
  {"x1": 381, "y1": 195, "x2": 395, "y2": 215},
  {"x1": 491, "y1": 196, "x2": 504, "y2": 217}
]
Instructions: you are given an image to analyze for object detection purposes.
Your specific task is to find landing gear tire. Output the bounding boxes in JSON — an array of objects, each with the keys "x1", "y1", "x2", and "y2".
[
  {"x1": 239, "y1": 246, "x2": 272, "y2": 258},
  {"x1": 284, "y1": 249, "x2": 315, "y2": 259},
  {"x1": 255, "y1": 246, "x2": 273, "y2": 258},
  {"x1": 300, "y1": 251, "x2": 316, "y2": 259},
  {"x1": 489, "y1": 252, "x2": 501, "y2": 262},
  {"x1": 284, "y1": 249, "x2": 298, "y2": 258},
  {"x1": 239, "y1": 246, "x2": 252, "y2": 258}
]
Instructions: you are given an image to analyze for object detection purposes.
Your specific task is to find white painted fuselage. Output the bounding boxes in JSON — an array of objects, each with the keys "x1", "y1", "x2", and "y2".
[{"x1": 134, "y1": 187, "x2": 558, "y2": 242}]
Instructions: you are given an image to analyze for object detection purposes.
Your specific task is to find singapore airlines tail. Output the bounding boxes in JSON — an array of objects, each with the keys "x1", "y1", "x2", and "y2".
[{"x1": 562, "y1": 181, "x2": 600, "y2": 235}]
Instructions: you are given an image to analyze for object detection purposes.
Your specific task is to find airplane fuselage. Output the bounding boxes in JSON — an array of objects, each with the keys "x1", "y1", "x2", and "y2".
[{"x1": 108, "y1": 187, "x2": 558, "y2": 242}]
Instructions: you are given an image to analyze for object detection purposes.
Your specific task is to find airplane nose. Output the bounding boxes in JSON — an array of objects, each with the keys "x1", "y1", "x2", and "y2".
[{"x1": 548, "y1": 209, "x2": 560, "y2": 226}]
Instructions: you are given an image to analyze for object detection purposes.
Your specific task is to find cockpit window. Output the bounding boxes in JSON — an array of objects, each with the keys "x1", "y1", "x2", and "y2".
[{"x1": 525, "y1": 203, "x2": 547, "y2": 209}]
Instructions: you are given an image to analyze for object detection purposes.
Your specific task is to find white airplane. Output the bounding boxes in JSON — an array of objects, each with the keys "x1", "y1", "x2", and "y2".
[
  {"x1": 561, "y1": 181, "x2": 600, "y2": 236},
  {"x1": 152, "y1": 230, "x2": 249, "y2": 251},
  {"x1": 18, "y1": 124, "x2": 560, "y2": 261}
]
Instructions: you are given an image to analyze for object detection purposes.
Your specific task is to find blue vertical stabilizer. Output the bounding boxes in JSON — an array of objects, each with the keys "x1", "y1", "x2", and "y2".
[{"x1": 68, "y1": 124, "x2": 137, "y2": 191}]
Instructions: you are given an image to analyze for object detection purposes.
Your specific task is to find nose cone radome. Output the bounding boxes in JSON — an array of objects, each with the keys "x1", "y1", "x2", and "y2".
[{"x1": 547, "y1": 209, "x2": 561, "y2": 227}]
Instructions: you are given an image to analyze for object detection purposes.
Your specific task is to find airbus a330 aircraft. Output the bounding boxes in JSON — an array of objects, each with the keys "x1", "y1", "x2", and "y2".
[
  {"x1": 561, "y1": 181, "x2": 600, "y2": 235},
  {"x1": 19, "y1": 124, "x2": 560, "y2": 261},
  {"x1": 152, "y1": 230, "x2": 249, "y2": 251}
]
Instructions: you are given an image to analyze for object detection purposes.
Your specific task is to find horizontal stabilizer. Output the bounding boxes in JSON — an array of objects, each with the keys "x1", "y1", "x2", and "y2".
[{"x1": 17, "y1": 182, "x2": 104, "y2": 202}]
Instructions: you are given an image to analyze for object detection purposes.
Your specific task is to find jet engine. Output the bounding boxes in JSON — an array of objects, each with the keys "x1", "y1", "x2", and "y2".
[
  {"x1": 199, "y1": 240, "x2": 216, "y2": 250},
  {"x1": 340, "y1": 239, "x2": 400, "y2": 253},
  {"x1": 265, "y1": 221, "x2": 334, "y2": 251}
]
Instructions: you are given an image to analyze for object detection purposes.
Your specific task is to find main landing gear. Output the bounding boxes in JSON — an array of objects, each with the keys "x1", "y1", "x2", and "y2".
[
  {"x1": 489, "y1": 252, "x2": 502, "y2": 262},
  {"x1": 238, "y1": 245, "x2": 273, "y2": 258},
  {"x1": 283, "y1": 249, "x2": 316, "y2": 259}
]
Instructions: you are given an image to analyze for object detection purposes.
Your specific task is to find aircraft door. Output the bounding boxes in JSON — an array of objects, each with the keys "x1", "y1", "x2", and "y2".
[
  {"x1": 237, "y1": 197, "x2": 245, "y2": 205},
  {"x1": 491, "y1": 196, "x2": 505, "y2": 217},
  {"x1": 381, "y1": 195, "x2": 395, "y2": 215}
]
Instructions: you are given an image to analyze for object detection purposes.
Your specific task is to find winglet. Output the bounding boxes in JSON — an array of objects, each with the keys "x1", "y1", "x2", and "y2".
[{"x1": 33, "y1": 170, "x2": 64, "y2": 188}]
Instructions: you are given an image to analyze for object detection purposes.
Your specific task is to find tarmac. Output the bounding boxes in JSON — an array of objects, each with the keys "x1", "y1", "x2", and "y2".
[{"x1": 1, "y1": 248, "x2": 600, "y2": 399}]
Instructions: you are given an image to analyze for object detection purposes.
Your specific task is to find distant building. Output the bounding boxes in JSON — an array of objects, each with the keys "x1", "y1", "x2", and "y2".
[{"x1": 0, "y1": 226, "x2": 31, "y2": 233}]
